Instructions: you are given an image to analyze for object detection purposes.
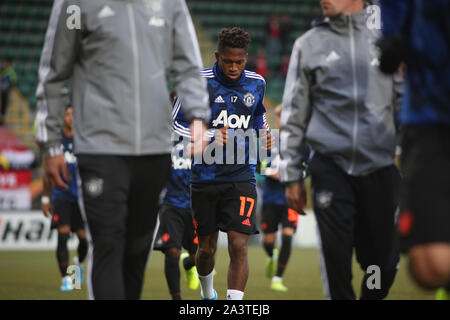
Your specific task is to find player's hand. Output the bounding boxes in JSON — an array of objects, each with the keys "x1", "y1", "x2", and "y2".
[
  {"x1": 44, "y1": 154, "x2": 70, "y2": 190},
  {"x1": 260, "y1": 125, "x2": 274, "y2": 151},
  {"x1": 285, "y1": 182, "x2": 307, "y2": 213},
  {"x1": 41, "y1": 202, "x2": 51, "y2": 218},
  {"x1": 265, "y1": 167, "x2": 280, "y2": 180},
  {"x1": 214, "y1": 125, "x2": 229, "y2": 146},
  {"x1": 377, "y1": 34, "x2": 407, "y2": 75},
  {"x1": 268, "y1": 171, "x2": 280, "y2": 180},
  {"x1": 189, "y1": 118, "x2": 208, "y2": 157}
]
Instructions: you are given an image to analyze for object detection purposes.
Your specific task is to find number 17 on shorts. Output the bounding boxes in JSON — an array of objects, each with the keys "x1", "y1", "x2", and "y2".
[{"x1": 239, "y1": 196, "x2": 255, "y2": 227}]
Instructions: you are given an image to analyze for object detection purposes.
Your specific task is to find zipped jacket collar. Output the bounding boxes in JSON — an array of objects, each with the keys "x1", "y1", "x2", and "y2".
[{"x1": 314, "y1": 9, "x2": 368, "y2": 34}]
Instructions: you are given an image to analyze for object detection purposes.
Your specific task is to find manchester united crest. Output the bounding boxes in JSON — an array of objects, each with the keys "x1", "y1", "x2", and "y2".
[{"x1": 243, "y1": 92, "x2": 255, "y2": 107}]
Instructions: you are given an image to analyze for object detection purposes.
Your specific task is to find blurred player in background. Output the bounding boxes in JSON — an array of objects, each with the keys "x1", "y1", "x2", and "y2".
[
  {"x1": 379, "y1": 0, "x2": 450, "y2": 300},
  {"x1": 36, "y1": 0, "x2": 209, "y2": 299},
  {"x1": 260, "y1": 105, "x2": 309, "y2": 293},
  {"x1": 41, "y1": 106, "x2": 87, "y2": 292},
  {"x1": 153, "y1": 94, "x2": 199, "y2": 300},
  {"x1": 280, "y1": 0, "x2": 403, "y2": 299},
  {"x1": 184, "y1": 27, "x2": 271, "y2": 300}
]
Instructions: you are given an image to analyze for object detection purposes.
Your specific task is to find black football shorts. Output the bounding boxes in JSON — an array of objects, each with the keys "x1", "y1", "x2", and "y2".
[
  {"x1": 191, "y1": 182, "x2": 259, "y2": 236},
  {"x1": 51, "y1": 199, "x2": 85, "y2": 232},
  {"x1": 399, "y1": 125, "x2": 450, "y2": 251},
  {"x1": 261, "y1": 203, "x2": 299, "y2": 234},
  {"x1": 153, "y1": 205, "x2": 198, "y2": 254}
]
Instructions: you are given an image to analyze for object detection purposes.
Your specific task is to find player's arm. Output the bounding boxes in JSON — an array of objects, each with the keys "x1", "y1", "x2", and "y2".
[
  {"x1": 279, "y1": 37, "x2": 312, "y2": 212},
  {"x1": 170, "y1": 0, "x2": 210, "y2": 127},
  {"x1": 172, "y1": 96, "x2": 212, "y2": 157},
  {"x1": 170, "y1": 1, "x2": 210, "y2": 154},
  {"x1": 36, "y1": 0, "x2": 80, "y2": 190},
  {"x1": 379, "y1": 0, "x2": 411, "y2": 37},
  {"x1": 378, "y1": 0, "x2": 411, "y2": 74},
  {"x1": 253, "y1": 82, "x2": 273, "y2": 151},
  {"x1": 41, "y1": 174, "x2": 52, "y2": 218}
]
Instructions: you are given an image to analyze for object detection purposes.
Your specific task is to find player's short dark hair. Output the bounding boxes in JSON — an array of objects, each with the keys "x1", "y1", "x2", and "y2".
[{"x1": 217, "y1": 27, "x2": 251, "y2": 53}]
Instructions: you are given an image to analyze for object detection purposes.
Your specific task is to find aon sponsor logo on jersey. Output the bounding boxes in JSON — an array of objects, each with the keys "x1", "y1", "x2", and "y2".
[
  {"x1": 212, "y1": 110, "x2": 251, "y2": 129},
  {"x1": 172, "y1": 156, "x2": 191, "y2": 170}
]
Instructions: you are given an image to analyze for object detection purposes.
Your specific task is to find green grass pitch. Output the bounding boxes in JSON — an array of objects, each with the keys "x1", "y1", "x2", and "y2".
[{"x1": 0, "y1": 247, "x2": 435, "y2": 300}]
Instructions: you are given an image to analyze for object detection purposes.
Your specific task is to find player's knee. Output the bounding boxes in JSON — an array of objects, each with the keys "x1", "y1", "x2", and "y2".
[
  {"x1": 166, "y1": 247, "x2": 181, "y2": 259},
  {"x1": 197, "y1": 235, "x2": 217, "y2": 259},
  {"x1": 197, "y1": 243, "x2": 216, "y2": 260},
  {"x1": 228, "y1": 237, "x2": 248, "y2": 260},
  {"x1": 76, "y1": 229, "x2": 87, "y2": 239},
  {"x1": 281, "y1": 227, "x2": 295, "y2": 237},
  {"x1": 263, "y1": 233, "x2": 276, "y2": 244},
  {"x1": 409, "y1": 243, "x2": 450, "y2": 289},
  {"x1": 58, "y1": 225, "x2": 71, "y2": 234}
]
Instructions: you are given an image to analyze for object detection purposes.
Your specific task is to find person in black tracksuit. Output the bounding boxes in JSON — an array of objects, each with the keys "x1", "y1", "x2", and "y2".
[{"x1": 280, "y1": 0, "x2": 403, "y2": 299}]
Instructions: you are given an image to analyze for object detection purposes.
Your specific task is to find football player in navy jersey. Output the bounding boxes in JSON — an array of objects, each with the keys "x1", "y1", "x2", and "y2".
[
  {"x1": 260, "y1": 105, "x2": 309, "y2": 293},
  {"x1": 176, "y1": 27, "x2": 272, "y2": 300},
  {"x1": 153, "y1": 94, "x2": 200, "y2": 300},
  {"x1": 41, "y1": 106, "x2": 87, "y2": 292}
]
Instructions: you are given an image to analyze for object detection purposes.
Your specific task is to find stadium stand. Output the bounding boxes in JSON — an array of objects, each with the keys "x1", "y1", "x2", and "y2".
[
  {"x1": 0, "y1": 0, "x2": 321, "y2": 111},
  {"x1": 0, "y1": 0, "x2": 52, "y2": 110}
]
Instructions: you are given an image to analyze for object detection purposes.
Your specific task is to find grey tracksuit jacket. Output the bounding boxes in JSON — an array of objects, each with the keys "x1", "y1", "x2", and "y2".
[
  {"x1": 35, "y1": 0, "x2": 210, "y2": 156},
  {"x1": 279, "y1": 10, "x2": 402, "y2": 183}
]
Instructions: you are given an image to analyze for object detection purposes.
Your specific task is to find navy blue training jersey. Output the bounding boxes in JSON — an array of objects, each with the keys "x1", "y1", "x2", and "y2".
[
  {"x1": 381, "y1": 0, "x2": 450, "y2": 126},
  {"x1": 263, "y1": 142, "x2": 311, "y2": 206},
  {"x1": 177, "y1": 62, "x2": 268, "y2": 186},
  {"x1": 162, "y1": 106, "x2": 191, "y2": 209},
  {"x1": 262, "y1": 153, "x2": 287, "y2": 206},
  {"x1": 263, "y1": 177, "x2": 287, "y2": 206},
  {"x1": 51, "y1": 133, "x2": 78, "y2": 203}
]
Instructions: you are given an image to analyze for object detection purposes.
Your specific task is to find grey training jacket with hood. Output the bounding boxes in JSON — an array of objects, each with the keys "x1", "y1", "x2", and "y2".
[
  {"x1": 279, "y1": 9, "x2": 402, "y2": 183},
  {"x1": 35, "y1": 0, "x2": 210, "y2": 156}
]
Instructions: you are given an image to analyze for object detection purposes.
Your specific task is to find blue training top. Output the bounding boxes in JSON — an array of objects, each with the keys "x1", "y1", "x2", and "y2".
[
  {"x1": 51, "y1": 133, "x2": 78, "y2": 203},
  {"x1": 162, "y1": 126, "x2": 192, "y2": 210},
  {"x1": 174, "y1": 62, "x2": 269, "y2": 186},
  {"x1": 381, "y1": 0, "x2": 450, "y2": 126}
]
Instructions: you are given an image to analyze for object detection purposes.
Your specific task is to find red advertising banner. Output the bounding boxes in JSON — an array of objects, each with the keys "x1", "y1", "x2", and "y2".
[{"x1": 0, "y1": 170, "x2": 31, "y2": 189}]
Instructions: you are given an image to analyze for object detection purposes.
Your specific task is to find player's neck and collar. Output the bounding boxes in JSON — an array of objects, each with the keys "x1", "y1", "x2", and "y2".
[
  {"x1": 213, "y1": 62, "x2": 246, "y2": 87},
  {"x1": 62, "y1": 127, "x2": 73, "y2": 139}
]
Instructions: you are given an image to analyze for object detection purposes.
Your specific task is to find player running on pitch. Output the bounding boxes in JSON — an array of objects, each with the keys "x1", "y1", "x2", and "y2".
[
  {"x1": 153, "y1": 95, "x2": 200, "y2": 300},
  {"x1": 41, "y1": 105, "x2": 87, "y2": 292},
  {"x1": 185, "y1": 27, "x2": 272, "y2": 300}
]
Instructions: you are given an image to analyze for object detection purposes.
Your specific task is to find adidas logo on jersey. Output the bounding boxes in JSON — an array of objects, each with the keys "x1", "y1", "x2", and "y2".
[
  {"x1": 242, "y1": 218, "x2": 251, "y2": 226},
  {"x1": 212, "y1": 110, "x2": 250, "y2": 129},
  {"x1": 214, "y1": 95, "x2": 225, "y2": 103}
]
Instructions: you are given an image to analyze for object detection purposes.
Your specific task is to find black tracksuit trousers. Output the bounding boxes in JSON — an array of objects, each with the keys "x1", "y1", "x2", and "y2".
[
  {"x1": 309, "y1": 153, "x2": 400, "y2": 300},
  {"x1": 77, "y1": 154, "x2": 171, "y2": 300}
]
